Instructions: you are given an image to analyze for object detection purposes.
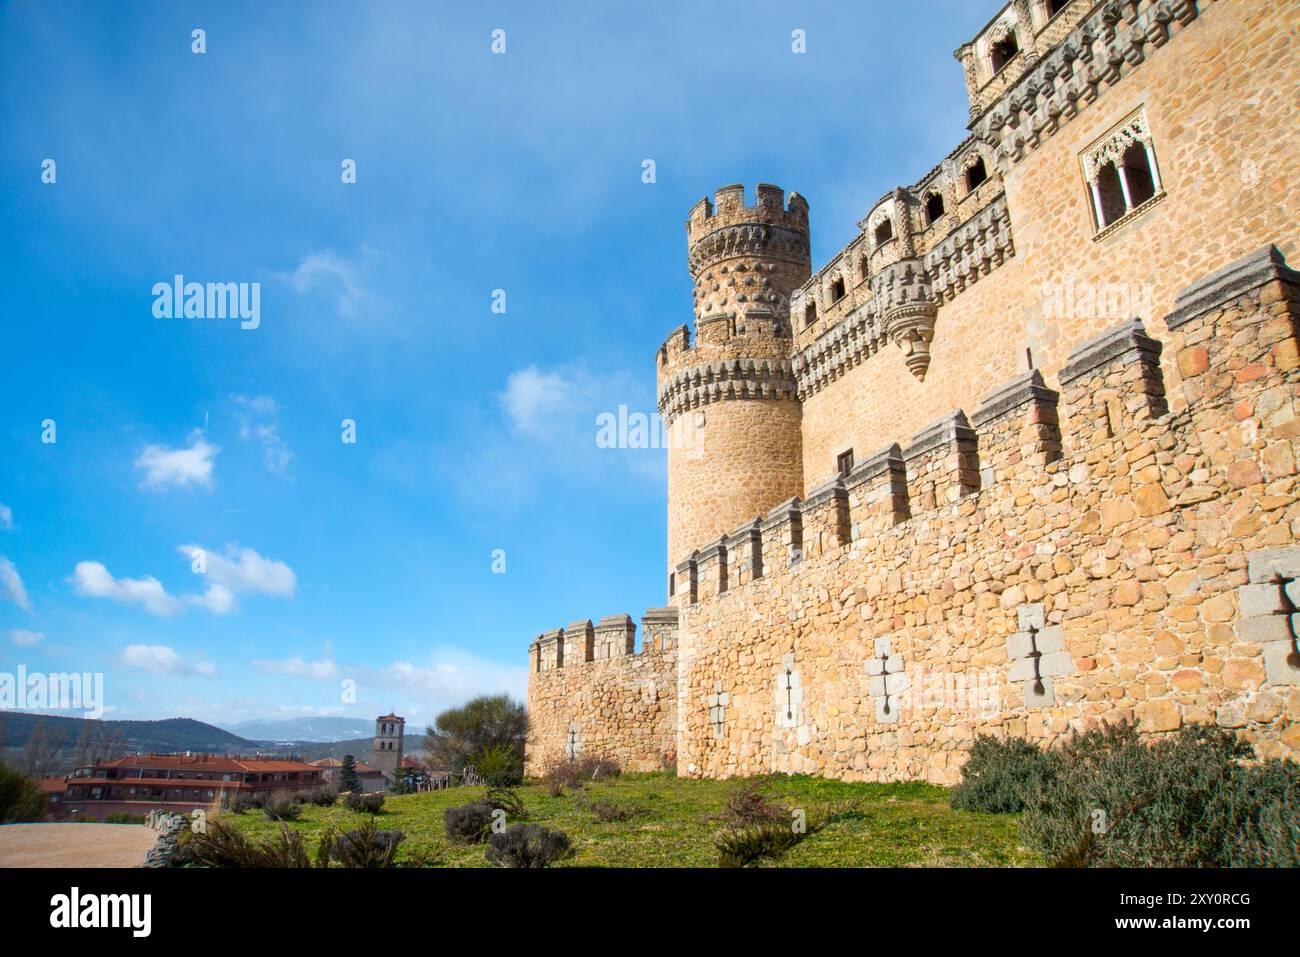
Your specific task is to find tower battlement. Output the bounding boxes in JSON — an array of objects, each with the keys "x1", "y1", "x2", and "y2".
[{"x1": 685, "y1": 183, "x2": 809, "y2": 250}]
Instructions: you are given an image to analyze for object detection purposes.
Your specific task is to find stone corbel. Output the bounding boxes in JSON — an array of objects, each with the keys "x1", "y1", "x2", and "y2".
[{"x1": 873, "y1": 257, "x2": 939, "y2": 382}]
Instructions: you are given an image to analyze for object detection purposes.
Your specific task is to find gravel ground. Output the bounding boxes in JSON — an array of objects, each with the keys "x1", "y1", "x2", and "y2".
[{"x1": 0, "y1": 823, "x2": 158, "y2": 868}]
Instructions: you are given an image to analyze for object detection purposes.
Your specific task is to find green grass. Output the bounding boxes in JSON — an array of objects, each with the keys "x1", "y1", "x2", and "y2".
[{"x1": 220, "y1": 773, "x2": 1038, "y2": 867}]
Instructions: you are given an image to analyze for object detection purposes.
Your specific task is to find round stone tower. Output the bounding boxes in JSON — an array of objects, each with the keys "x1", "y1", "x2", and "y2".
[{"x1": 657, "y1": 183, "x2": 810, "y2": 594}]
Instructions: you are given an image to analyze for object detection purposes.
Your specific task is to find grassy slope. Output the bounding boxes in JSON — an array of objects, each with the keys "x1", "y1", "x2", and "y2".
[{"x1": 222, "y1": 772, "x2": 1038, "y2": 867}]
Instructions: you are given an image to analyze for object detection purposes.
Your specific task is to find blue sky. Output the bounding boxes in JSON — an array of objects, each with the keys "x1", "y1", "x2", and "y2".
[{"x1": 0, "y1": 0, "x2": 993, "y2": 730}]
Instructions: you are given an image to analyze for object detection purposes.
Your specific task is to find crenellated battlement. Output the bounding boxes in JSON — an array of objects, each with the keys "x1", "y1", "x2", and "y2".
[
  {"x1": 670, "y1": 246, "x2": 1298, "y2": 622},
  {"x1": 528, "y1": 607, "x2": 679, "y2": 673},
  {"x1": 685, "y1": 183, "x2": 809, "y2": 251}
]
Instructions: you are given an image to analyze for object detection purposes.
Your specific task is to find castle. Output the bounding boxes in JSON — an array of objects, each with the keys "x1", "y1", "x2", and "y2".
[{"x1": 526, "y1": 0, "x2": 1300, "y2": 783}]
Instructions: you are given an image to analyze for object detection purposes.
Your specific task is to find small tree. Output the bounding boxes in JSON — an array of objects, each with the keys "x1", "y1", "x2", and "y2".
[
  {"x1": 0, "y1": 759, "x2": 47, "y2": 823},
  {"x1": 339, "y1": 754, "x2": 362, "y2": 794},
  {"x1": 424, "y1": 695, "x2": 527, "y2": 773}
]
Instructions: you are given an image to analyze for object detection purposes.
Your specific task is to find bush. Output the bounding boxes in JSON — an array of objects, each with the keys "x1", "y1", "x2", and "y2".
[
  {"x1": 182, "y1": 821, "x2": 312, "y2": 868},
  {"x1": 318, "y1": 819, "x2": 405, "y2": 868},
  {"x1": 344, "y1": 791, "x2": 385, "y2": 814},
  {"x1": 0, "y1": 760, "x2": 46, "y2": 823},
  {"x1": 103, "y1": 812, "x2": 147, "y2": 824},
  {"x1": 714, "y1": 820, "x2": 805, "y2": 868},
  {"x1": 444, "y1": 802, "x2": 495, "y2": 843},
  {"x1": 719, "y1": 778, "x2": 789, "y2": 828},
  {"x1": 581, "y1": 799, "x2": 636, "y2": 823},
  {"x1": 473, "y1": 742, "x2": 524, "y2": 788},
  {"x1": 1020, "y1": 721, "x2": 1300, "y2": 867},
  {"x1": 1226, "y1": 760, "x2": 1300, "y2": 867},
  {"x1": 540, "y1": 755, "x2": 621, "y2": 795},
  {"x1": 485, "y1": 823, "x2": 572, "y2": 868},
  {"x1": 304, "y1": 785, "x2": 338, "y2": 807},
  {"x1": 950, "y1": 734, "x2": 1060, "y2": 813},
  {"x1": 262, "y1": 791, "x2": 303, "y2": 822},
  {"x1": 485, "y1": 786, "x2": 526, "y2": 819}
]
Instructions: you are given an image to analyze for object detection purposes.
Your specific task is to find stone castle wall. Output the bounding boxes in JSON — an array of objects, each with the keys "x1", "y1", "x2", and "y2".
[
  {"x1": 675, "y1": 252, "x2": 1298, "y2": 782},
  {"x1": 523, "y1": 0, "x2": 1299, "y2": 782},
  {"x1": 526, "y1": 610, "x2": 679, "y2": 775}
]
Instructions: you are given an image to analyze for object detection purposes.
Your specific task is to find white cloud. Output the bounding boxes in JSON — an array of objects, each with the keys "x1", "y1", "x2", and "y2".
[
  {"x1": 500, "y1": 365, "x2": 584, "y2": 438},
  {"x1": 10, "y1": 629, "x2": 42, "y2": 647},
  {"x1": 0, "y1": 504, "x2": 12, "y2": 530},
  {"x1": 135, "y1": 430, "x2": 219, "y2": 490},
  {"x1": 120, "y1": 644, "x2": 216, "y2": 677},
  {"x1": 232, "y1": 394, "x2": 292, "y2": 475},
  {"x1": 361, "y1": 649, "x2": 528, "y2": 712},
  {"x1": 0, "y1": 556, "x2": 31, "y2": 611},
  {"x1": 70, "y1": 561, "x2": 183, "y2": 617},
  {"x1": 251, "y1": 654, "x2": 339, "y2": 680},
  {"x1": 276, "y1": 247, "x2": 392, "y2": 322},
  {"x1": 179, "y1": 544, "x2": 296, "y2": 608},
  {"x1": 188, "y1": 582, "x2": 236, "y2": 615}
]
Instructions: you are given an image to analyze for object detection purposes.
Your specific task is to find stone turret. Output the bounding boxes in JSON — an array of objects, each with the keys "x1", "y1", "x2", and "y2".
[{"x1": 657, "y1": 184, "x2": 811, "y2": 594}]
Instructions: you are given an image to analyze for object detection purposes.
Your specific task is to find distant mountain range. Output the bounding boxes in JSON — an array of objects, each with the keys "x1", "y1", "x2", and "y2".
[
  {"x1": 0, "y1": 711, "x2": 259, "y2": 773},
  {"x1": 0, "y1": 711, "x2": 426, "y2": 773},
  {"x1": 226, "y1": 716, "x2": 377, "y2": 743}
]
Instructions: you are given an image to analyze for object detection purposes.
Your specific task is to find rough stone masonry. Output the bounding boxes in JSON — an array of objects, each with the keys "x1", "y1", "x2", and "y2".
[{"x1": 526, "y1": 0, "x2": 1300, "y2": 782}]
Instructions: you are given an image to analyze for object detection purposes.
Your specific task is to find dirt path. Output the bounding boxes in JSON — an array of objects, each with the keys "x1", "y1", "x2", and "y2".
[{"x1": 0, "y1": 823, "x2": 158, "y2": 868}]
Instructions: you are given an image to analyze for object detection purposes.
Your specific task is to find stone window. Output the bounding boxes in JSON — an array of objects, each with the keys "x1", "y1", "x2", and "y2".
[
  {"x1": 668, "y1": 571, "x2": 675, "y2": 597},
  {"x1": 859, "y1": 254, "x2": 869, "y2": 280},
  {"x1": 874, "y1": 218, "x2": 894, "y2": 247},
  {"x1": 965, "y1": 157, "x2": 988, "y2": 192},
  {"x1": 830, "y1": 276, "x2": 846, "y2": 302},
  {"x1": 925, "y1": 191, "x2": 945, "y2": 225},
  {"x1": 1045, "y1": 0, "x2": 1070, "y2": 18},
  {"x1": 837, "y1": 448, "x2": 854, "y2": 477},
  {"x1": 990, "y1": 31, "x2": 1019, "y2": 74},
  {"x1": 804, "y1": 300, "x2": 817, "y2": 327},
  {"x1": 1082, "y1": 108, "x2": 1164, "y2": 237}
]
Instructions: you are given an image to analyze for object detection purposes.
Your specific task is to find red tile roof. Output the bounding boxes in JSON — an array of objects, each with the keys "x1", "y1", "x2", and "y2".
[
  {"x1": 310, "y1": 758, "x2": 381, "y2": 774},
  {"x1": 88, "y1": 754, "x2": 320, "y2": 774}
]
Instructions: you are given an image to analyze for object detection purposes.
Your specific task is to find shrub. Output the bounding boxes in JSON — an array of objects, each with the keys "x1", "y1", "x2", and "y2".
[
  {"x1": 485, "y1": 823, "x2": 572, "y2": 868},
  {"x1": 714, "y1": 820, "x2": 805, "y2": 868},
  {"x1": 1226, "y1": 759, "x2": 1300, "y2": 868},
  {"x1": 950, "y1": 734, "x2": 1060, "y2": 813},
  {"x1": 485, "y1": 786, "x2": 526, "y2": 819},
  {"x1": 318, "y1": 819, "x2": 405, "y2": 868},
  {"x1": 540, "y1": 755, "x2": 621, "y2": 795},
  {"x1": 224, "y1": 791, "x2": 256, "y2": 815},
  {"x1": 719, "y1": 778, "x2": 789, "y2": 828},
  {"x1": 582, "y1": 799, "x2": 636, "y2": 823},
  {"x1": 473, "y1": 742, "x2": 524, "y2": 788},
  {"x1": 1020, "y1": 721, "x2": 1300, "y2": 867},
  {"x1": 0, "y1": 760, "x2": 46, "y2": 823},
  {"x1": 262, "y1": 791, "x2": 303, "y2": 822},
  {"x1": 183, "y1": 821, "x2": 312, "y2": 868},
  {"x1": 444, "y1": 802, "x2": 495, "y2": 843},
  {"x1": 103, "y1": 812, "x2": 147, "y2": 824},
  {"x1": 344, "y1": 791, "x2": 385, "y2": 814},
  {"x1": 304, "y1": 785, "x2": 338, "y2": 807}
]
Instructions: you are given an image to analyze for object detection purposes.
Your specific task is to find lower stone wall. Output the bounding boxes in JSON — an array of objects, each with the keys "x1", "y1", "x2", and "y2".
[
  {"x1": 526, "y1": 631, "x2": 677, "y2": 775},
  {"x1": 673, "y1": 251, "x2": 1298, "y2": 783}
]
